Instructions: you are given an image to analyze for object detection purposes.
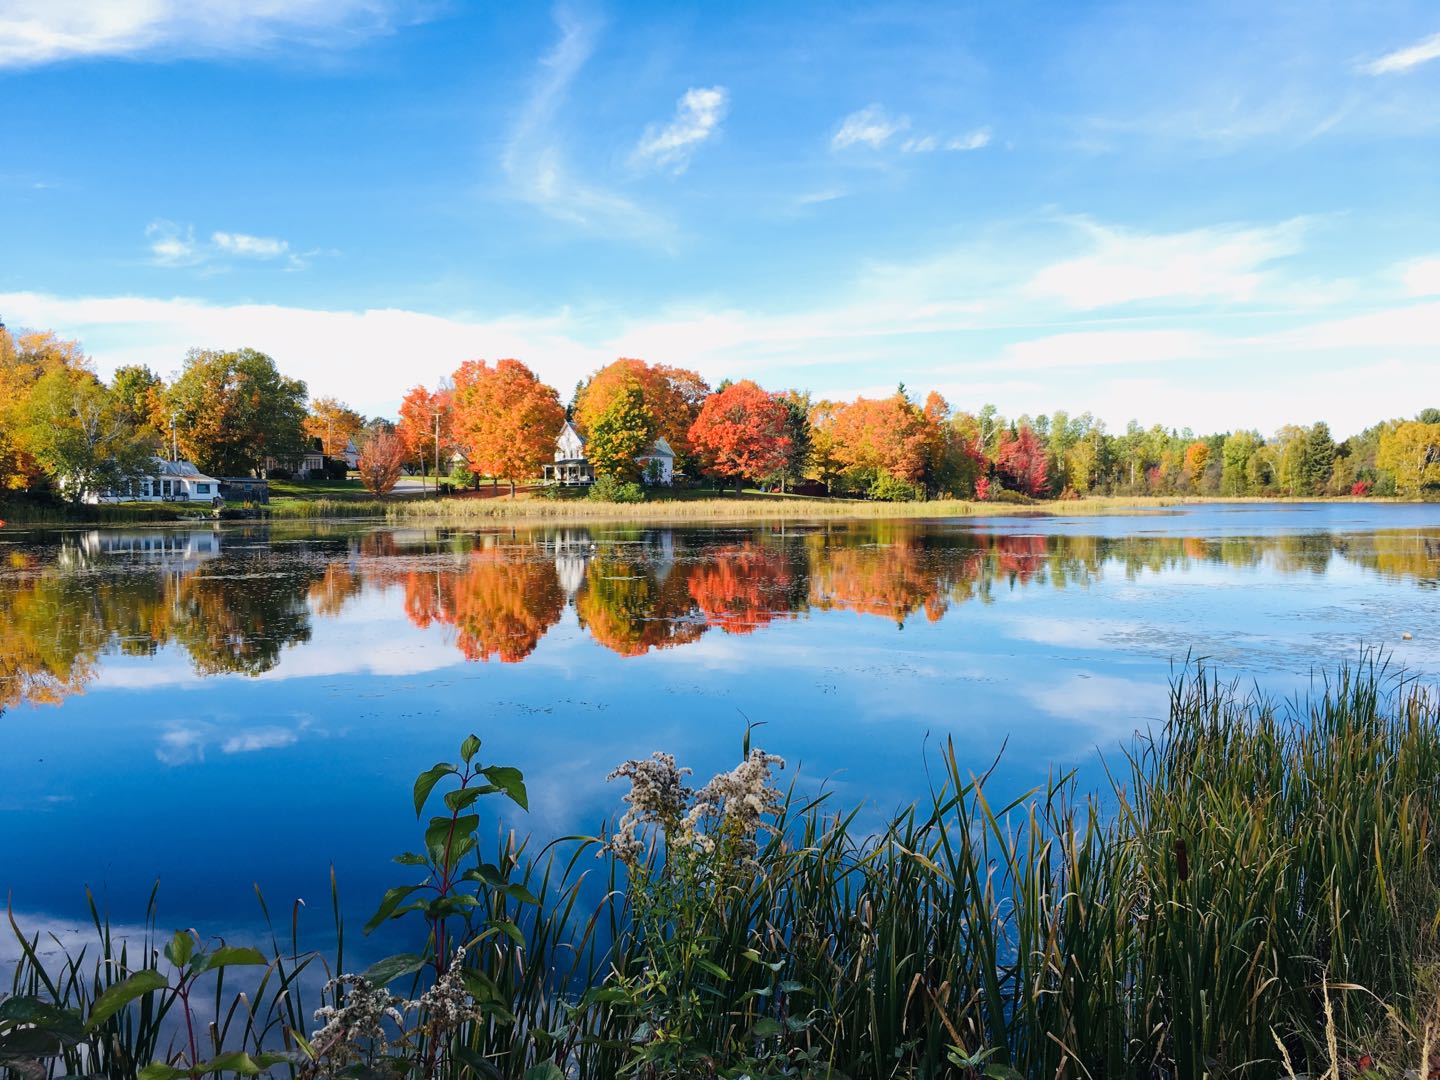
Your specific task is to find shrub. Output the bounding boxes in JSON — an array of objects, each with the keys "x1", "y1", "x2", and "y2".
[
  {"x1": 867, "y1": 473, "x2": 921, "y2": 502},
  {"x1": 588, "y1": 474, "x2": 645, "y2": 503}
]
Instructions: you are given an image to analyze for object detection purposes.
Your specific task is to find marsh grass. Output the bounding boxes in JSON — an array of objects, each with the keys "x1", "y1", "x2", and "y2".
[{"x1": 6, "y1": 659, "x2": 1439, "y2": 1078}]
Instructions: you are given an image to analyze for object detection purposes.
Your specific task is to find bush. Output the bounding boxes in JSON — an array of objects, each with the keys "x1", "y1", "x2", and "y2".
[
  {"x1": 323, "y1": 458, "x2": 349, "y2": 481},
  {"x1": 588, "y1": 474, "x2": 645, "y2": 503},
  {"x1": 867, "y1": 473, "x2": 921, "y2": 502}
]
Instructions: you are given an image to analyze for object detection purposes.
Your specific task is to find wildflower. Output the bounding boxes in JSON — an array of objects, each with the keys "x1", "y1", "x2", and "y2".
[
  {"x1": 603, "y1": 752, "x2": 693, "y2": 863},
  {"x1": 684, "y1": 749, "x2": 785, "y2": 860},
  {"x1": 415, "y1": 948, "x2": 479, "y2": 1033},
  {"x1": 307, "y1": 974, "x2": 411, "y2": 1072}
]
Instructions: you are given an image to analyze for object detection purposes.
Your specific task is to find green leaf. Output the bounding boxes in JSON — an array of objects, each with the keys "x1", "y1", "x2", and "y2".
[
  {"x1": 443, "y1": 787, "x2": 487, "y2": 812},
  {"x1": 777, "y1": 980, "x2": 808, "y2": 994},
  {"x1": 459, "y1": 734, "x2": 481, "y2": 762},
  {"x1": 198, "y1": 1051, "x2": 263, "y2": 1075},
  {"x1": 695, "y1": 958, "x2": 731, "y2": 982},
  {"x1": 752, "y1": 1017, "x2": 783, "y2": 1039},
  {"x1": 86, "y1": 970, "x2": 169, "y2": 1031},
  {"x1": 502, "y1": 883, "x2": 540, "y2": 906},
  {"x1": 425, "y1": 815, "x2": 479, "y2": 861},
  {"x1": 199, "y1": 947, "x2": 268, "y2": 973},
  {"x1": 362, "y1": 884, "x2": 423, "y2": 935},
  {"x1": 137, "y1": 1064, "x2": 190, "y2": 1080},
  {"x1": 361, "y1": 953, "x2": 426, "y2": 986},
  {"x1": 412, "y1": 763, "x2": 457, "y2": 818},
  {"x1": 488, "y1": 918, "x2": 525, "y2": 947},
  {"x1": 392, "y1": 852, "x2": 428, "y2": 866},
  {"x1": 163, "y1": 930, "x2": 195, "y2": 968},
  {"x1": 480, "y1": 766, "x2": 528, "y2": 810},
  {"x1": 522, "y1": 1065, "x2": 564, "y2": 1080}
]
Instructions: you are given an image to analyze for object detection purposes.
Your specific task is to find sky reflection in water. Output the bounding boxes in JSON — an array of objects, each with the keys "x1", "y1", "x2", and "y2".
[{"x1": 1, "y1": 503, "x2": 1437, "y2": 943}]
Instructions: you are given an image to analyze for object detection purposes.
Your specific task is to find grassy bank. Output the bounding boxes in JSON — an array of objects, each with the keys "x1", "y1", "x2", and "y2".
[
  {"x1": 267, "y1": 490, "x2": 1408, "y2": 525},
  {"x1": 7, "y1": 660, "x2": 1440, "y2": 1079}
]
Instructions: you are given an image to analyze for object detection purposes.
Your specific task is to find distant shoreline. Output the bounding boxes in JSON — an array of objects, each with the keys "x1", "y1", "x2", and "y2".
[{"x1": 2, "y1": 492, "x2": 1431, "y2": 530}]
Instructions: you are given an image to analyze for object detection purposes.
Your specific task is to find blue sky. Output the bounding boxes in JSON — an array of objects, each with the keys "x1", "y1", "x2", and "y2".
[{"x1": 1, "y1": 1, "x2": 1437, "y2": 435}]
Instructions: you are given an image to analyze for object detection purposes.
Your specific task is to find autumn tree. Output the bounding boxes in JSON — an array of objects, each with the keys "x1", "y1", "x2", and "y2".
[
  {"x1": 1183, "y1": 441, "x2": 1211, "y2": 487},
  {"x1": 166, "y1": 348, "x2": 308, "y2": 476},
  {"x1": 805, "y1": 399, "x2": 846, "y2": 493},
  {"x1": 574, "y1": 359, "x2": 709, "y2": 471},
  {"x1": 109, "y1": 365, "x2": 166, "y2": 438},
  {"x1": 304, "y1": 396, "x2": 366, "y2": 458},
  {"x1": 357, "y1": 432, "x2": 406, "y2": 495},
  {"x1": 586, "y1": 380, "x2": 656, "y2": 481},
  {"x1": 688, "y1": 380, "x2": 791, "y2": 492},
  {"x1": 826, "y1": 392, "x2": 929, "y2": 496},
  {"x1": 397, "y1": 385, "x2": 454, "y2": 490},
  {"x1": 765, "y1": 390, "x2": 813, "y2": 492},
  {"x1": 0, "y1": 329, "x2": 94, "y2": 492},
  {"x1": 994, "y1": 425, "x2": 1049, "y2": 497},
  {"x1": 1377, "y1": 421, "x2": 1440, "y2": 497},
  {"x1": 451, "y1": 358, "x2": 565, "y2": 495}
]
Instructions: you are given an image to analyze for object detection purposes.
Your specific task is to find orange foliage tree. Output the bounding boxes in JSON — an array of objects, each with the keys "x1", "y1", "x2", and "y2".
[
  {"x1": 357, "y1": 432, "x2": 406, "y2": 495},
  {"x1": 573, "y1": 359, "x2": 709, "y2": 469},
  {"x1": 304, "y1": 396, "x2": 365, "y2": 458},
  {"x1": 396, "y1": 385, "x2": 454, "y2": 489},
  {"x1": 451, "y1": 359, "x2": 565, "y2": 495},
  {"x1": 826, "y1": 392, "x2": 931, "y2": 491},
  {"x1": 687, "y1": 380, "x2": 791, "y2": 492}
]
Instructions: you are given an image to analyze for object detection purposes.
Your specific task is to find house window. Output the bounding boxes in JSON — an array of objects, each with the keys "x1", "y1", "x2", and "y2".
[{"x1": 196, "y1": 483, "x2": 210, "y2": 494}]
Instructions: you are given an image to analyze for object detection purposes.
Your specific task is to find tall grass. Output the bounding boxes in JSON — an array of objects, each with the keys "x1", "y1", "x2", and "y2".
[{"x1": 6, "y1": 659, "x2": 1439, "y2": 1078}]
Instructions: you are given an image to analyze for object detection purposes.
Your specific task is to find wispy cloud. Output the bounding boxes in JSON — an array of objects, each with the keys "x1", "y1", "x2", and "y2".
[
  {"x1": 831, "y1": 104, "x2": 908, "y2": 150},
  {"x1": 948, "y1": 127, "x2": 991, "y2": 151},
  {"x1": 632, "y1": 86, "x2": 728, "y2": 174},
  {"x1": 1023, "y1": 218, "x2": 1308, "y2": 309},
  {"x1": 501, "y1": 6, "x2": 669, "y2": 242},
  {"x1": 835, "y1": 107, "x2": 991, "y2": 155},
  {"x1": 145, "y1": 220, "x2": 307, "y2": 269},
  {"x1": 1361, "y1": 31, "x2": 1440, "y2": 75},
  {"x1": 212, "y1": 231, "x2": 289, "y2": 258},
  {"x1": 0, "y1": 0, "x2": 417, "y2": 69}
]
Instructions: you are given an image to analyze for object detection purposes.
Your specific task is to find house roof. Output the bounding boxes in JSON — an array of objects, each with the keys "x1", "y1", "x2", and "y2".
[
  {"x1": 155, "y1": 458, "x2": 219, "y2": 481},
  {"x1": 559, "y1": 420, "x2": 586, "y2": 445},
  {"x1": 640, "y1": 436, "x2": 674, "y2": 459}
]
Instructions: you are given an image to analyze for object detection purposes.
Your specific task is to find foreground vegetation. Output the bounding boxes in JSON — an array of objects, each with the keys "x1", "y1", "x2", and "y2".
[{"x1": 6, "y1": 661, "x2": 1440, "y2": 1078}]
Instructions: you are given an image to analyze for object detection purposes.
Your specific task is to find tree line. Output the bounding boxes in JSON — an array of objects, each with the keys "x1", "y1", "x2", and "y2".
[{"x1": 3, "y1": 322, "x2": 1438, "y2": 503}]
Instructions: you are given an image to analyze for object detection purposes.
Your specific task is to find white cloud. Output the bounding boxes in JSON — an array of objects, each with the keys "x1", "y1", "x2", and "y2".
[
  {"x1": 1024, "y1": 218, "x2": 1307, "y2": 309},
  {"x1": 831, "y1": 104, "x2": 908, "y2": 150},
  {"x1": 501, "y1": 7, "x2": 669, "y2": 242},
  {"x1": 994, "y1": 329, "x2": 1215, "y2": 371},
  {"x1": 211, "y1": 231, "x2": 289, "y2": 258},
  {"x1": 0, "y1": 0, "x2": 413, "y2": 68},
  {"x1": 633, "y1": 86, "x2": 728, "y2": 174},
  {"x1": 146, "y1": 220, "x2": 300, "y2": 268},
  {"x1": 145, "y1": 220, "x2": 199, "y2": 266},
  {"x1": 899, "y1": 135, "x2": 936, "y2": 153},
  {"x1": 948, "y1": 127, "x2": 991, "y2": 151},
  {"x1": 221, "y1": 726, "x2": 299, "y2": 753},
  {"x1": 1401, "y1": 256, "x2": 1440, "y2": 297},
  {"x1": 1361, "y1": 31, "x2": 1440, "y2": 75}
]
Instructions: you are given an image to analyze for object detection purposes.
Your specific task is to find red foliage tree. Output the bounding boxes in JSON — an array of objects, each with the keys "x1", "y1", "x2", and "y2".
[
  {"x1": 357, "y1": 432, "x2": 406, "y2": 495},
  {"x1": 451, "y1": 359, "x2": 565, "y2": 495},
  {"x1": 396, "y1": 385, "x2": 453, "y2": 487},
  {"x1": 993, "y1": 425, "x2": 1049, "y2": 497},
  {"x1": 688, "y1": 380, "x2": 791, "y2": 491}
]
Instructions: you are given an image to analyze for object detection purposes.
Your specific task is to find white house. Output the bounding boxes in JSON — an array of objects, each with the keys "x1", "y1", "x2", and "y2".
[
  {"x1": 342, "y1": 438, "x2": 361, "y2": 469},
  {"x1": 636, "y1": 436, "x2": 675, "y2": 485},
  {"x1": 540, "y1": 421, "x2": 674, "y2": 485},
  {"x1": 85, "y1": 458, "x2": 224, "y2": 505}
]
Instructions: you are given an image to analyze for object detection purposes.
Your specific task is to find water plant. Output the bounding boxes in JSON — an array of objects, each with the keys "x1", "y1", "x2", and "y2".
[{"x1": 6, "y1": 660, "x2": 1440, "y2": 1078}]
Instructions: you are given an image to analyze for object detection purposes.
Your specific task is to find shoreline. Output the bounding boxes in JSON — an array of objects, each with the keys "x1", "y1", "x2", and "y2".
[{"x1": 0, "y1": 492, "x2": 1429, "y2": 530}]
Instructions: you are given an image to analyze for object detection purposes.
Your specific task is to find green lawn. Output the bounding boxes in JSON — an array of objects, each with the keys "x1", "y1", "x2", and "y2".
[{"x1": 265, "y1": 477, "x2": 369, "y2": 498}]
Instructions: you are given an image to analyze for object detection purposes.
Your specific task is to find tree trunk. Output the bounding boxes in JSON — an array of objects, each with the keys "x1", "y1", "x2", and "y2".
[{"x1": 509, "y1": 479, "x2": 516, "y2": 497}]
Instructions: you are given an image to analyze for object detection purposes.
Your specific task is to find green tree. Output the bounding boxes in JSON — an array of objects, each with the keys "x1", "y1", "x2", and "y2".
[
  {"x1": 109, "y1": 365, "x2": 165, "y2": 437},
  {"x1": 587, "y1": 381, "x2": 656, "y2": 481},
  {"x1": 1220, "y1": 431, "x2": 1261, "y2": 495},
  {"x1": 166, "y1": 348, "x2": 308, "y2": 476},
  {"x1": 766, "y1": 391, "x2": 813, "y2": 492},
  {"x1": 1300, "y1": 422, "x2": 1336, "y2": 496},
  {"x1": 1376, "y1": 422, "x2": 1440, "y2": 497},
  {"x1": 16, "y1": 367, "x2": 155, "y2": 502}
]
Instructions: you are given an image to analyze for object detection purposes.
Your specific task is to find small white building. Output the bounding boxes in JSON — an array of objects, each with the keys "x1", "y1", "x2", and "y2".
[
  {"x1": 540, "y1": 421, "x2": 674, "y2": 485},
  {"x1": 636, "y1": 436, "x2": 675, "y2": 485},
  {"x1": 342, "y1": 438, "x2": 361, "y2": 470},
  {"x1": 85, "y1": 458, "x2": 224, "y2": 505}
]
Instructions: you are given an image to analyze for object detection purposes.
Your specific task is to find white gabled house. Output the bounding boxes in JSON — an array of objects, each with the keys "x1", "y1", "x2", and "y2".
[
  {"x1": 540, "y1": 421, "x2": 674, "y2": 485},
  {"x1": 85, "y1": 458, "x2": 224, "y2": 505},
  {"x1": 636, "y1": 436, "x2": 675, "y2": 485}
]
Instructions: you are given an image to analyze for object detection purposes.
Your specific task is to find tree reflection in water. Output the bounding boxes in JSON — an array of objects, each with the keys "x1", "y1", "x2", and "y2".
[{"x1": 0, "y1": 521, "x2": 1435, "y2": 709}]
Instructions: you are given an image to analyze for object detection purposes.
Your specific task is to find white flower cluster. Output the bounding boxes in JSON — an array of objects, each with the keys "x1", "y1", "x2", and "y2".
[
  {"x1": 603, "y1": 752, "x2": 693, "y2": 864},
  {"x1": 684, "y1": 750, "x2": 786, "y2": 859},
  {"x1": 415, "y1": 948, "x2": 479, "y2": 1030},
  {"x1": 603, "y1": 749, "x2": 786, "y2": 865},
  {"x1": 308, "y1": 974, "x2": 410, "y2": 1071},
  {"x1": 306, "y1": 949, "x2": 477, "y2": 1075}
]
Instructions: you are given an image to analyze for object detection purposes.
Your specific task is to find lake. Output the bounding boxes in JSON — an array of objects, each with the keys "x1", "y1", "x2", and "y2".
[{"x1": 2, "y1": 503, "x2": 1438, "y2": 955}]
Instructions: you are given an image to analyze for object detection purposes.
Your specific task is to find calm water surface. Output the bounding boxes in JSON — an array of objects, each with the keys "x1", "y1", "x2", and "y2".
[{"x1": 2, "y1": 504, "x2": 1437, "y2": 950}]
